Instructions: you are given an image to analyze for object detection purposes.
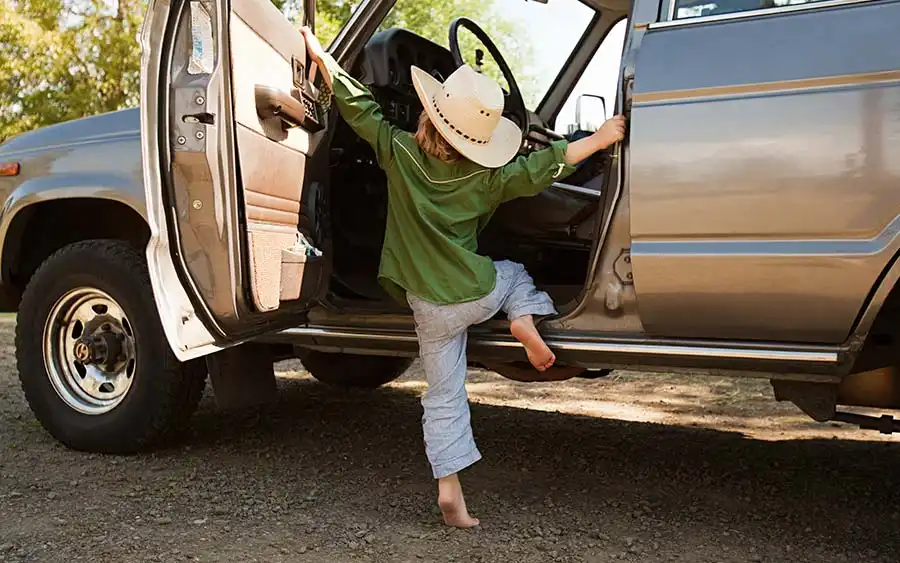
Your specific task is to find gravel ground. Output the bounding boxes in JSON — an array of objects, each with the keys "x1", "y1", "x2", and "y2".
[{"x1": 2, "y1": 315, "x2": 899, "y2": 562}]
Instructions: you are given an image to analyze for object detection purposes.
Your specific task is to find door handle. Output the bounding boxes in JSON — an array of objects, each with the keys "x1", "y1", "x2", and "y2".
[{"x1": 254, "y1": 85, "x2": 323, "y2": 132}]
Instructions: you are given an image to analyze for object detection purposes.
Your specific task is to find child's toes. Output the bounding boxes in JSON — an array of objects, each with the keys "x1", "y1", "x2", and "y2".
[{"x1": 544, "y1": 354, "x2": 556, "y2": 370}]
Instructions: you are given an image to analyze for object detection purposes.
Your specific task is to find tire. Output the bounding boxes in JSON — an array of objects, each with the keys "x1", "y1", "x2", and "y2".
[
  {"x1": 298, "y1": 350, "x2": 412, "y2": 388},
  {"x1": 15, "y1": 240, "x2": 207, "y2": 454}
]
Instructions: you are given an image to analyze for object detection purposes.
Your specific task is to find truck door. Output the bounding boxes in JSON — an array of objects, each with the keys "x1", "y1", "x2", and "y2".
[
  {"x1": 627, "y1": 0, "x2": 900, "y2": 343},
  {"x1": 140, "y1": 0, "x2": 330, "y2": 361}
]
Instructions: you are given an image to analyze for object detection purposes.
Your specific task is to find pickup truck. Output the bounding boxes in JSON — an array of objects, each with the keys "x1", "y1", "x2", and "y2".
[{"x1": 1, "y1": 0, "x2": 899, "y2": 453}]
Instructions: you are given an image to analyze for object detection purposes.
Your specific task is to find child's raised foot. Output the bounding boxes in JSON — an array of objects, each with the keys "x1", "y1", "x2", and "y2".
[{"x1": 510, "y1": 315, "x2": 555, "y2": 371}]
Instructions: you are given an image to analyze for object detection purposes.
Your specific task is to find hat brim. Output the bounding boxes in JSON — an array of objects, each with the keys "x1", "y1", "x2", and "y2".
[{"x1": 411, "y1": 66, "x2": 522, "y2": 169}]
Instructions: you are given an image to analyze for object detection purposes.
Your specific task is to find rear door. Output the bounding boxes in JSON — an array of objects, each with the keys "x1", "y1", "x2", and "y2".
[
  {"x1": 628, "y1": 0, "x2": 900, "y2": 344},
  {"x1": 140, "y1": 0, "x2": 330, "y2": 361}
]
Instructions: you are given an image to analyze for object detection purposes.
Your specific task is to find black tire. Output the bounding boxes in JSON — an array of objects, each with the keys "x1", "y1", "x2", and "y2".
[
  {"x1": 298, "y1": 350, "x2": 412, "y2": 388},
  {"x1": 15, "y1": 240, "x2": 207, "y2": 454}
]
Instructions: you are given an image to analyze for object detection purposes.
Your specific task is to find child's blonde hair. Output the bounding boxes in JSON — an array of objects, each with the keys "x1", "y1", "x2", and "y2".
[{"x1": 414, "y1": 111, "x2": 461, "y2": 163}]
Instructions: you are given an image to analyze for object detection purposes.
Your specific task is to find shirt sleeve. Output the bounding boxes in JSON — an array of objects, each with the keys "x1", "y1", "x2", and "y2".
[
  {"x1": 320, "y1": 53, "x2": 397, "y2": 166},
  {"x1": 489, "y1": 140, "x2": 578, "y2": 204}
]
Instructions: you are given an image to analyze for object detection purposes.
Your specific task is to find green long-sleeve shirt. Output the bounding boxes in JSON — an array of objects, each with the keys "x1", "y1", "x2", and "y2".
[{"x1": 322, "y1": 53, "x2": 577, "y2": 305}]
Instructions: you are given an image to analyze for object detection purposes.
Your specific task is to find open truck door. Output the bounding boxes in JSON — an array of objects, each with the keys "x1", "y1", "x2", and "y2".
[{"x1": 140, "y1": 0, "x2": 329, "y2": 361}]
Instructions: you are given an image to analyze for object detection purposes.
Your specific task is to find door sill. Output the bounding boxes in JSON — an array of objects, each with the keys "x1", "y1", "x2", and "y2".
[{"x1": 264, "y1": 326, "x2": 846, "y2": 380}]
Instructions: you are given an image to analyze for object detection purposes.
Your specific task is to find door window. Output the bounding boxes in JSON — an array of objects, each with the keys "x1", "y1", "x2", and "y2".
[
  {"x1": 272, "y1": 0, "x2": 362, "y2": 45},
  {"x1": 673, "y1": 0, "x2": 835, "y2": 20}
]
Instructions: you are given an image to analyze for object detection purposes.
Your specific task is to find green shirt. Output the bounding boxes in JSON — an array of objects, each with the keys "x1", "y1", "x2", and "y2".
[{"x1": 322, "y1": 54, "x2": 577, "y2": 305}]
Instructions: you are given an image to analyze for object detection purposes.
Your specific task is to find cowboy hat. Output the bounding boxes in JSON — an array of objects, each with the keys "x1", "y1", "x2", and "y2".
[{"x1": 411, "y1": 64, "x2": 522, "y2": 169}]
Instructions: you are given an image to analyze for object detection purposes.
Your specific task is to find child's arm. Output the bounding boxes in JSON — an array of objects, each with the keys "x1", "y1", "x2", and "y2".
[
  {"x1": 301, "y1": 27, "x2": 396, "y2": 166},
  {"x1": 490, "y1": 115, "x2": 626, "y2": 204}
]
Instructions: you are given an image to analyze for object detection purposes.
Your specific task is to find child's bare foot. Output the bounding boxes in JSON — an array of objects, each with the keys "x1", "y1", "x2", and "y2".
[
  {"x1": 510, "y1": 315, "x2": 555, "y2": 371},
  {"x1": 437, "y1": 474, "x2": 480, "y2": 529}
]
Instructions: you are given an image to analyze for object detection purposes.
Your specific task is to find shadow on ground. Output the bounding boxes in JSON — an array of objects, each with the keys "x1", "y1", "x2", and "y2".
[
  {"x1": 167, "y1": 371, "x2": 900, "y2": 561},
  {"x1": 2, "y1": 356, "x2": 899, "y2": 563}
]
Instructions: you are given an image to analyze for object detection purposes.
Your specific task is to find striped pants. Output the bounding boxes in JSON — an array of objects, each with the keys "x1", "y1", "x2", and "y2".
[{"x1": 407, "y1": 260, "x2": 556, "y2": 478}]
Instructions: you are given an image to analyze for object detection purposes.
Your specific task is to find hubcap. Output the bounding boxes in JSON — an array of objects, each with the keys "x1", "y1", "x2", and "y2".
[{"x1": 43, "y1": 288, "x2": 137, "y2": 415}]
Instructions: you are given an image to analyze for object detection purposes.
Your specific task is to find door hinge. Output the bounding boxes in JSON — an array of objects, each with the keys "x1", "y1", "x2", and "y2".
[
  {"x1": 613, "y1": 248, "x2": 633, "y2": 285},
  {"x1": 606, "y1": 248, "x2": 634, "y2": 313}
]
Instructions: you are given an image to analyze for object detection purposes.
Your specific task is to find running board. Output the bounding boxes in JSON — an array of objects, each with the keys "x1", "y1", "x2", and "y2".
[{"x1": 266, "y1": 327, "x2": 845, "y2": 381}]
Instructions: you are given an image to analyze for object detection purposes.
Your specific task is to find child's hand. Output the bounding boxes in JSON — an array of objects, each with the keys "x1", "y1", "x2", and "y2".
[
  {"x1": 300, "y1": 26, "x2": 326, "y2": 65},
  {"x1": 594, "y1": 115, "x2": 626, "y2": 148}
]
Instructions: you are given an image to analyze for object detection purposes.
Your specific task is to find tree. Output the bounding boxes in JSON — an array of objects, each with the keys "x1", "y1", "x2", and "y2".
[
  {"x1": 0, "y1": 0, "x2": 143, "y2": 142},
  {"x1": 0, "y1": 0, "x2": 536, "y2": 142},
  {"x1": 314, "y1": 0, "x2": 537, "y2": 103}
]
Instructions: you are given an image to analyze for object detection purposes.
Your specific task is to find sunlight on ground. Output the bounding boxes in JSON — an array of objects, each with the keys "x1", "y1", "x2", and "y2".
[
  {"x1": 276, "y1": 362, "x2": 900, "y2": 444},
  {"x1": 393, "y1": 378, "x2": 670, "y2": 423}
]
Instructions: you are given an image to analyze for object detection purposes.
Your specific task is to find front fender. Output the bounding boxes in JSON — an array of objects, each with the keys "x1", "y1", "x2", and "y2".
[{"x1": 0, "y1": 132, "x2": 147, "y2": 275}]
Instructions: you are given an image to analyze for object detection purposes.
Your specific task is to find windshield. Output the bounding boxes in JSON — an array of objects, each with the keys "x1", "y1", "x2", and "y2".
[{"x1": 376, "y1": 0, "x2": 596, "y2": 110}]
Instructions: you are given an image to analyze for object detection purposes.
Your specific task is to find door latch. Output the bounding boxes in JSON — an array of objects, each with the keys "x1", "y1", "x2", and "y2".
[
  {"x1": 182, "y1": 112, "x2": 215, "y2": 125},
  {"x1": 621, "y1": 77, "x2": 634, "y2": 118}
]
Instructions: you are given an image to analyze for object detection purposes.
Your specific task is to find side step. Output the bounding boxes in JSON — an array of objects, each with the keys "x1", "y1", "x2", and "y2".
[{"x1": 270, "y1": 326, "x2": 845, "y2": 380}]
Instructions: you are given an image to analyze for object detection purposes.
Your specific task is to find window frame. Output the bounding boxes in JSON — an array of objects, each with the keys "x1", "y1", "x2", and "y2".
[{"x1": 653, "y1": 0, "x2": 880, "y2": 28}]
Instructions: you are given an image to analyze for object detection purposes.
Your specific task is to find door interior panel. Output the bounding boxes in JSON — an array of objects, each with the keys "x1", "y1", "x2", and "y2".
[
  {"x1": 235, "y1": 128, "x2": 303, "y2": 226},
  {"x1": 230, "y1": 15, "x2": 312, "y2": 154},
  {"x1": 144, "y1": 0, "x2": 330, "y2": 356},
  {"x1": 229, "y1": 2, "x2": 321, "y2": 312}
]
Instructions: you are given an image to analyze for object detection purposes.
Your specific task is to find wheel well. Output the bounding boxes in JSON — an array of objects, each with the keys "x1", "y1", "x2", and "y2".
[
  {"x1": 1, "y1": 199, "x2": 149, "y2": 310},
  {"x1": 851, "y1": 279, "x2": 900, "y2": 374}
]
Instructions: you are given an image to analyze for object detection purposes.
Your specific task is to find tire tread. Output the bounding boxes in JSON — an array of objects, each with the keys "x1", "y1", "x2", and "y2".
[{"x1": 15, "y1": 239, "x2": 206, "y2": 453}]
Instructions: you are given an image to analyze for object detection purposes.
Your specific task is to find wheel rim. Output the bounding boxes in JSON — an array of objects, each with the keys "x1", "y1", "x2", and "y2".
[{"x1": 43, "y1": 288, "x2": 137, "y2": 415}]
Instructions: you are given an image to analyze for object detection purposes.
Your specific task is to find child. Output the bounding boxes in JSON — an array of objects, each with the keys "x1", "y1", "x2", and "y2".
[{"x1": 300, "y1": 27, "x2": 626, "y2": 528}]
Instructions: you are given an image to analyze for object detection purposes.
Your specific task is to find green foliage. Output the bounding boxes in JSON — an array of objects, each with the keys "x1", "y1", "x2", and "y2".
[
  {"x1": 0, "y1": 0, "x2": 143, "y2": 142},
  {"x1": 0, "y1": 0, "x2": 537, "y2": 143},
  {"x1": 313, "y1": 0, "x2": 358, "y2": 45}
]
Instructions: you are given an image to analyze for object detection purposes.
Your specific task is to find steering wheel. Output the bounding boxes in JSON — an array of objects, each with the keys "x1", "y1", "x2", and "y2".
[{"x1": 448, "y1": 17, "x2": 529, "y2": 134}]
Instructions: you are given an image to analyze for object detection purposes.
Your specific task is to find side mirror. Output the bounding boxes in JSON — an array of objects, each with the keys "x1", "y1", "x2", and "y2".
[{"x1": 573, "y1": 94, "x2": 607, "y2": 133}]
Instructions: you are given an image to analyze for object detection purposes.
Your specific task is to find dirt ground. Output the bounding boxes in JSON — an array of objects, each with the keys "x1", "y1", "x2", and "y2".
[{"x1": 2, "y1": 315, "x2": 899, "y2": 563}]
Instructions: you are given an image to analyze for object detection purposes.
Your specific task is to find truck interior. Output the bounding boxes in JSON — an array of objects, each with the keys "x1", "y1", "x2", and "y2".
[{"x1": 322, "y1": 0, "x2": 628, "y2": 312}]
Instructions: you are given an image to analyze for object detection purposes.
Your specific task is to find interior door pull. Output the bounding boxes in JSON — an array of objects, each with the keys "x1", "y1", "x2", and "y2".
[{"x1": 254, "y1": 85, "x2": 324, "y2": 133}]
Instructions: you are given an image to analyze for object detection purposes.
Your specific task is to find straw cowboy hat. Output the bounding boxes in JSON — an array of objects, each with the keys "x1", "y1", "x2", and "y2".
[{"x1": 411, "y1": 64, "x2": 522, "y2": 168}]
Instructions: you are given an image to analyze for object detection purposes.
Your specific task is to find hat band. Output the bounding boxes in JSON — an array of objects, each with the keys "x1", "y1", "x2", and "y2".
[{"x1": 431, "y1": 97, "x2": 490, "y2": 145}]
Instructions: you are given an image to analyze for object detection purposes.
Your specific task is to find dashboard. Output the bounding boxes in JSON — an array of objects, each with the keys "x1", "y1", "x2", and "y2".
[{"x1": 359, "y1": 28, "x2": 458, "y2": 131}]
